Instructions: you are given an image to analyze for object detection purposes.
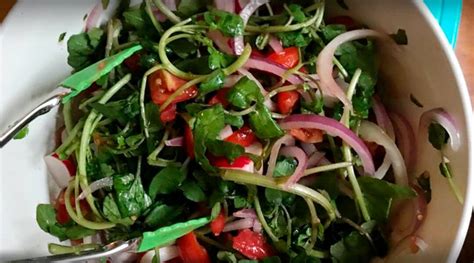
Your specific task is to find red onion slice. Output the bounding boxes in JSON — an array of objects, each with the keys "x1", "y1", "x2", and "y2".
[
  {"x1": 280, "y1": 114, "x2": 375, "y2": 175},
  {"x1": 214, "y1": 0, "x2": 235, "y2": 12},
  {"x1": 268, "y1": 35, "x2": 283, "y2": 53},
  {"x1": 390, "y1": 112, "x2": 417, "y2": 174},
  {"x1": 208, "y1": 30, "x2": 234, "y2": 54},
  {"x1": 163, "y1": 0, "x2": 177, "y2": 11},
  {"x1": 306, "y1": 151, "x2": 326, "y2": 168},
  {"x1": 372, "y1": 96, "x2": 395, "y2": 179},
  {"x1": 235, "y1": 0, "x2": 270, "y2": 55},
  {"x1": 84, "y1": 3, "x2": 102, "y2": 32},
  {"x1": 244, "y1": 58, "x2": 303, "y2": 84},
  {"x1": 233, "y1": 208, "x2": 257, "y2": 219},
  {"x1": 78, "y1": 177, "x2": 113, "y2": 200},
  {"x1": 317, "y1": 29, "x2": 389, "y2": 107},
  {"x1": 245, "y1": 142, "x2": 263, "y2": 156},
  {"x1": 223, "y1": 218, "x2": 255, "y2": 232},
  {"x1": 358, "y1": 120, "x2": 408, "y2": 186},
  {"x1": 418, "y1": 108, "x2": 461, "y2": 151},
  {"x1": 279, "y1": 146, "x2": 308, "y2": 187},
  {"x1": 266, "y1": 134, "x2": 295, "y2": 177},
  {"x1": 252, "y1": 220, "x2": 262, "y2": 233},
  {"x1": 165, "y1": 137, "x2": 184, "y2": 147},
  {"x1": 301, "y1": 142, "x2": 317, "y2": 156}
]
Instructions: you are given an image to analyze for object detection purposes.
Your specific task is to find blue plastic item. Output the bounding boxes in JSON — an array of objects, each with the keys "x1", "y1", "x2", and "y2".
[{"x1": 424, "y1": 0, "x2": 463, "y2": 47}]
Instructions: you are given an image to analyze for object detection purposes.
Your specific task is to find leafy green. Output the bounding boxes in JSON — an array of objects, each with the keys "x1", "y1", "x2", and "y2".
[
  {"x1": 181, "y1": 179, "x2": 207, "y2": 202},
  {"x1": 144, "y1": 203, "x2": 183, "y2": 228},
  {"x1": 428, "y1": 123, "x2": 448, "y2": 150},
  {"x1": 390, "y1": 29, "x2": 408, "y2": 45},
  {"x1": 277, "y1": 31, "x2": 311, "y2": 47},
  {"x1": 273, "y1": 156, "x2": 297, "y2": 178},
  {"x1": 113, "y1": 173, "x2": 150, "y2": 217},
  {"x1": 208, "y1": 47, "x2": 235, "y2": 70},
  {"x1": 123, "y1": 6, "x2": 148, "y2": 30},
  {"x1": 410, "y1": 93, "x2": 424, "y2": 108},
  {"x1": 358, "y1": 176, "x2": 416, "y2": 222},
  {"x1": 249, "y1": 103, "x2": 284, "y2": 139},
  {"x1": 13, "y1": 126, "x2": 29, "y2": 140},
  {"x1": 225, "y1": 114, "x2": 244, "y2": 128},
  {"x1": 67, "y1": 28, "x2": 105, "y2": 70},
  {"x1": 439, "y1": 161, "x2": 452, "y2": 178},
  {"x1": 417, "y1": 171, "x2": 431, "y2": 203},
  {"x1": 176, "y1": 56, "x2": 214, "y2": 74},
  {"x1": 58, "y1": 32, "x2": 67, "y2": 43},
  {"x1": 177, "y1": 0, "x2": 207, "y2": 17},
  {"x1": 90, "y1": 93, "x2": 140, "y2": 124},
  {"x1": 207, "y1": 140, "x2": 245, "y2": 161},
  {"x1": 102, "y1": 194, "x2": 125, "y2": 223},
  {"x1": 168, "y1": 38, "x2": 198, "y2": 59},
  {"x1": 199, "y1": 70, "x2": 226, "y2": 98},
  {"x1": 321, "y1": 24, "x2": 346, "y2": 42},
  {"x1": 149, "y1": 166, "x2": 186, "y2": 198},
  {"x1": 204, "y1": 10, "x2": 244, "y2": 37},
  {"x1": 227, "y1": 76, "x2": 263, "y2": 109},
  {"x1": 138, "y1": 217, "x2": 211, "y2": 252},
  {"x1": 265, "y1": 188, "x2": 295, "y2": 206},
  {"x1": 287, "y1": 4, "x2": 307, "y2": 23},
  {"x1": 330, "y1": 230, "x2": 372, "y2": 263},
  {"x1": 313, "y1": 173, "x2": 340, "y2": 200}
]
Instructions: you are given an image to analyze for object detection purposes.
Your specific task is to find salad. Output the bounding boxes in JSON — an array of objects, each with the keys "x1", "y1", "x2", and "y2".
[{"x1": 33, "y1": 0, "x2": 464, "y2": 262}]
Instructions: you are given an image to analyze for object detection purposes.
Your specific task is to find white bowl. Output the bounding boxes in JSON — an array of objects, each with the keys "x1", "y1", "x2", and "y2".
[{"x1": 1, "y1": 0, "x2": 473, "y2": 262}]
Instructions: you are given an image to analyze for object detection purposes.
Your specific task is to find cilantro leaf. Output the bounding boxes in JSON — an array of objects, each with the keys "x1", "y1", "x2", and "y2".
[
  {"x1": 113, "y1": 173, "x2": 150, "y2": 217},
  {"x1": 144, "y1": 204, "x2": 183, "y2": 228},
  {"x1": 199, "y1": 70, "x2": 225, "y2": 98},
  {"x1": 204, "y1": 10, "x2": 244, "y2": 37},
  {"x1": 321, "y1": 24, "x2": 347, "y2": 42},
  {"x1": 287, "y1": 4, "x2": 306, "y2": 23},
  {"x1": 227, "y1": 76, "x2": 263, "y2": 109},
  {"x1": 13, "y1": 126, "x2": 29, "y2": 140},
  {"x1": 149, "y1": 166, "x2": 186, "y2": 198},
  {"x1": 273, "y1": 156, "x2": 297, "y2": 178},
  {"x1": 277, "y1": 31, "x2": 311, "y2": 47},
  {"x1": 428, "y1": 123, "x2": 448, "y2": 150},
  {"x1": 67, "y1": 28, "x2": 105, "y2": 70},
  {"x1": 249, "y1": 103, "x2": 284, "y2": 139}
]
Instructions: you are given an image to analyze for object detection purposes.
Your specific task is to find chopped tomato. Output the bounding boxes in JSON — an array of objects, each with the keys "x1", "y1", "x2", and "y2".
[
  {"x1": 211, "y1": 155, "x2": 252, "y2": 168},
  {"x1": 160, "y1": 103, "x2": 177, "y2": 123},
  {"x1": 210, "y1": 210, "x2": 226, "y2": 236},
  {"x1": 290, "y1": 128, "x2": 324, "y2": 143},
  {"x1": 267, "y1": 47, "x2": 299, "y2": 69},
  {"x1": 124, "y1": 53, "x2": 141, "y2": 72},
  {"x1": 225, "y1": 127, "x2": 256, "y2": 147},
  {"x1": 232, "y1": 229, "x2": 274, "y2": 260},
  {"x1": 184, "y1": 123, "x2": 195, "y2": 159},
  {"x1": 149, "y1": 69, "x2": 198, "y2": 105},
  {"x1": 276, "y1": 91, "x2": 300, "y2": 114},
  {"x1": 365, "y1": 141, "x2": 379, "y2": 157},
  {"x1": 208, "y1": 88, "x2": 230, "y2": 107},
  {"x1": 51, "y1": 153, "x2": 76, "y2": 176},
  {"x1": 55, "y1": 189, "x2": 90, "y2": 225},
  {"x1": 326, "y1": 16, "x2": 358, "y2": 30},
  {"x1": 251, "y1": 49, "x2": 266, "y2": 58},
  {"x1": 177, "y1": 232, "x2": 211, "y2": 263}
]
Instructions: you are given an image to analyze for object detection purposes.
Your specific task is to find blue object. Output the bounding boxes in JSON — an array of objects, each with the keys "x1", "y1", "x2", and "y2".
[{"x1": 424, "y1": 0, "x2": 463, "y2": 47}]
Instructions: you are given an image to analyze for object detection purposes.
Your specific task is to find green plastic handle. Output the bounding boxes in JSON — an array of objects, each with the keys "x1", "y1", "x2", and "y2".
[
  {"x1": 137, "y1": 217, "x2": 210, "y2": 252},
  {"x1": 61, "y1": 45, "x2": 142, "y2": 103}
]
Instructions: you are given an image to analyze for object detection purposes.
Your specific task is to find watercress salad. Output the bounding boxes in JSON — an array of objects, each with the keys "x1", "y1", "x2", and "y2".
[{"x1": 35, "y1": 0, "x2": 463, "y2": 262}]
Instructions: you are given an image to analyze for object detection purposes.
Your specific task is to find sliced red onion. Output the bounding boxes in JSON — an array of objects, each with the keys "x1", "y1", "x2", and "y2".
[
  {"x1": 78, "y1": 177, "x2": 113, "y2": 200},
  {"x1": 214, "y1": 0, "x2": 235, "y2": 12},
  {"x1": 244, "y1": 58, "x2": 303, "y2": 84},
  {"x1": 163, "y1": 0, "x2": 177, "y2": 11},
  {"x1": 317, "y1": 29, "x2": 389, "y2": 107},
  {"x1": 418, "y1": 108, "x2": 460, "y2": 151},
  {"x1": 300, "y1": 142, "x2": 317, "y2": 156},
  {"x1": 306, "y1": 151, "x2": 326, "y2": 168},
  {"x1": 358, "y1": 120, "x2": 408, "y2": 186},
  {"x1": 84, "y1": 3, "x2": 102, "y2": 32},
  {"x1": 280, "y1": 114, "x2": 375, "y2": 175},
  {"x1": 219, "y1": 125, "x2": 234, "y2": 140},
  {"x1": 372, "y1": 96, "x2": 395, "y2": 179},
  {"x1": 233, "y1": 208, "x2": 257, "y2": 219},
  {"x1": 234, "y1": 0, "x2": 270, "y2": 55},
  {"x1": 390, "y1": 112, "x2": 417, "y2": 174},
  {"x1": 44, "y1": 153, "x2": 76, "y2": 188},
  {"x1": 165, "y1": 137, "x2": 184, "y2": 147},
  {"x1": 245, "y1": 142, "x2": 263, "y2": 156},
  {"x1": 140, "y1": 245, "x2": 179, "y2": 263},
  {"x1": 208, "y1": 30, "x2": 234, "y2": 54},
  {"x1": 224, "y1": 74, "x2": 243, "y2": 87},
  {"x1": 268, "y1": 35, "x2": 283, "y2": 53},
  {"x1": 252, "y1": 220, "x2": 262, "y2": 233},
  {"x1": 266, "y1": 134, "x2": 295, "y2": 177},
  {"x1": 280, "y1": 146, "x2": 308, "y2": 187},
  {"x1": 223, "y1": 218, "x2": 255, "y2": 232}
]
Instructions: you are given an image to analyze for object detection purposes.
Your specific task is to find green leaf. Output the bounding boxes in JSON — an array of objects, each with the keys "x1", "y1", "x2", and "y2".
[
  {"x1": 428, "y1": 123, "x2": 448, "y2": 150},
  {"x1": 390, "y1": 29, "x2": 408, "y2": 45},
  {"x1": 439, "y1": 162, "x2": 452, "y2": 178},
  {"x1": 113, "y1": 173, "x2": 150, "y2": 217},
  {"x1": 181, "y1": 179, "x2": 207, "y2": 202},
  {"x1": 264, "y1": 188, "x2": 295, "y2": 206},
  {"x1": 330, "y1": 231, "x2": 372, "y2": 263},
  {"x1": 36, "y1": 204, "x2": 59, "y2": 234},
  {"x1": 58, "y1": 32, "x2": 67, "y2": 43},
  {"x1": 199, "y1": 70, "x2": 226, "y2": 98},
  {"x1": 13, "y1": 126, "x2": 29, "y2": 140},
  {"x1": 144, "y1": 204, "x2": 183, "y2": 228},
  {"x1": 102, "y1": 194, "x2": 123, "y2": 223},
  {"x1": 287, "y1": 4, "x2": 307, "y2": 23},
  {"x1": 358, "y1": 176, "x2": 416, "y2": 223},
  {"x1": 273, "y1": 156, "x2": 297, "y2": 178},
  {"x1": 168, "y1": 38, "x2": 198, "y2": 59},
  {"x1": 66, "y1": 28, "x2": 105, "y2": 70},
  {"x1": 149, "y1": 166, "x2": 186, "y2": 198},
  {"x1": 177, "y1": 0, "x2": 207, "y2": 17},
  {"x1": 208, "y1": 47, "x2": 235, "y2": 70},
  {"x1": 416, "y1": 171, "x2": 431, "y2": 203},
  {"x1": 313, "y1": 172, "x2": 340, "y2": 200},
  {"x1": 204, "y1": 10, "x2": 244, "y2": 37},
  {"x1": 321, "y1": 24, "x2": 347, "y2": 42},
  {"x1": 207, "y1": 140, "x2": 245, "y2": 162},
  {"x1": 217, "y1": 251, "x2": 238, "y2": 263},
  {"x1": 64, "y1": 225, "x2": 96, "y2": 240},
  {"x1": 249, "y1": 103, "x2": 284, "y2": 139},
  {"x1": 227, "y1": 76, "x2": 263, "y2": 109},
  {"x1": 123, "y1": 7, "x2": 147, "y2": 30},
  {"x1": 225, "y1": 114, "x2": 244, "y2": 128},
  {"x1": 138, "y1": 217, "x2": 211, "y2": 252},
  {"x1": 276, "y1": 31, "x2": 311, "y2": 47},
  {"x1": 90, "y1": 93, "x2": 140, "y2": 124}
]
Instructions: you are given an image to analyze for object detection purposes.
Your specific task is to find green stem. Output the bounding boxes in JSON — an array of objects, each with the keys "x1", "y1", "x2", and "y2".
[
  {"x1": 48, "y1": 243, "x2": 100, "y2": 255},
  {"x1": 63, "y1": 102, "x2": 73, "y2": 133},
  {"x1": 148, "y1": 129, "x2": 169, "y2": 161},
  {"x1": 56, "y1": 119, "x2": 85, "y2": 156},
  {"x1": 281, "y1": 204, "x2": 292, "y2": 247},
  {"x1": 254, "y1": 194, "x2": 279, "y2": 242},
  {"x1": 140, "y1": 65, "x2": 163, "y2": 138},
  {"x1": 153, "y1": 0, "x2": 182, "y2": 24},
  {"x1": 145, "y1": 0, "x2": 164, "y2": 34},
  {"x1": 303, "y1": 197, "x2": 320, "y2": 252},
  {"x1": 303, "y1": 162, "x2": 353, "y2": 176}
]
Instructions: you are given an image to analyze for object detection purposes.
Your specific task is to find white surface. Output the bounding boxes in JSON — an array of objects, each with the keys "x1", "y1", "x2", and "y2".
[{"x1": 0, "y1": 0, "x2": 473, "y2": 262}]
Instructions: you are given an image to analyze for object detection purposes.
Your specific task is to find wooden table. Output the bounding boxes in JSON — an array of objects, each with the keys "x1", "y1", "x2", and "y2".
[{"x1": 1, "y1": 0, "x2": 473, "y2": 262}]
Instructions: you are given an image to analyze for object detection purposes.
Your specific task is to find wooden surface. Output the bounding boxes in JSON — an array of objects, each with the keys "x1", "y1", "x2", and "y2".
[{"x1": 0, "y1": 0, "x2": 473, "y2": 262}]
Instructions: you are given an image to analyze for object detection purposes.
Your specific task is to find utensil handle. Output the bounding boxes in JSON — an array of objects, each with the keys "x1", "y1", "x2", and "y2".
[{"x1": 0, "y1": 93, "x2": 63, "y2": 148}]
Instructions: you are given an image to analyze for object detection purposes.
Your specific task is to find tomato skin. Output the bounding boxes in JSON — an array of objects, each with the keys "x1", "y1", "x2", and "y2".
[
  {"x1": 149, "y1": 70, "x2": 198, "y2": 105},
  {"x1": 208, "y1": 88, "x2": 230, "y2": 107},
  {"x1": 177, "y1": 232, "x2": 211, "y2": 263},
  {"x1": 225, "y1": 127, "x2": 256, "y2": 147},
  {"x1": 267, "y1": 47, "x2": 299, "y2": 69},
  {"x1": 232, "y1": 229, "x2": 274, "y2": 260},
  {"x1": 160, "y1": 104, "x2": 177, "y2": 123},
  {"x1": 210, "y1": 210, "x2": 226, "y2": 236},
  {"x1": 55, "y1": 189, "x2": 90, "y2": 225},
  {"x1": 211, "y1": 156, "x2": 252, "y2": 168},
  {"x1": 184, "y1": 124, "x2": 195, "y2": 159},
  {"x1": 276, "y1": 91, "x2": 300, "y2": 115},
  {"x1": 290, "y1": 128, "x2": 324, "y2": 143},
  {"x1": 124, "y1": 53, "x2": 141, "y2": 72}
]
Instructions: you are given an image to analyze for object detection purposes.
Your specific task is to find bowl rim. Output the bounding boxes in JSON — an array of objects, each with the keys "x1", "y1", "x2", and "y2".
[{"x1": 414, "y1": 1, "x2": 474, "y2": 262}]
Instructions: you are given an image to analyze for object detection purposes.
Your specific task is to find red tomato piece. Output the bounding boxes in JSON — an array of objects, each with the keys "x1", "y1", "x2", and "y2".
[
  {"x1": 232, "y1": 229, "x2": 274, "y2": 260},
  {"x1": 124, "y1": 53, "x2": 141, "y2": 72},
  {"x1": 276, "y1": 91, "x2": 300, "y2": 115},
  {"x1": 208, "y1": 88, "x2": 230, "y2": 107},
  {"x1": 267, "y1": 47, "x2": 299, "y2": 69},
  {"x1": 210, "y1": 210, "x2": 226, "y2": 236},
  {"x1": 225, "y1": 127, "x2": 256, "y2": 147},
  {"x1": 290, "y1": 128, "x2": 324, "y2": 143},
  {"x1": 149, "y1": 69, "x2": 198, "y2": 105},
  {"x1": 51, "y1": 153, "x2": 77, "y2": 176},
  {"x1": 211, "y1": 155, "x2": 252, "y2": 168},
  {"x1": 160, "y1": 104, "x2": 177, "y2": 123},
  {"x1": 184, "y1": 123, "x2": 195, "y2": 159},
  {"x1": 55, "y1": 189, "x2": 90, "y2": 225},
  {"x1": 177, "y1": 232, "x2": 211, "y2": 263}
]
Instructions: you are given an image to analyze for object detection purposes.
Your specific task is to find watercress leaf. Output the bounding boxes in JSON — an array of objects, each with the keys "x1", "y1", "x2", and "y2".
[
  {"x1": 13, "y1": 126, "x2": 29, "y2": 140},
  {"x1": 138, "y1": 217, "x2": 211, "y2": 252},
  {"x1": 204, "y1": 10, "x2": 244, "y2": 37},
  {"x1": 168, "y1": 38, "x2": 198, "y2": 59},
  {"x1": 264, "y1": 188, "x2": 295, "y2": 206},
  {"x1": 273, "y1": 156, "x2": 297, "y2": 178},
  {"x1": 227, "y1": 76, "x2": 263, "y2": 109},
  {"x1": 199, "y1": 70, "x2": 225, "y2": 98},
  {"x1": 64, "y1": 225, "x2": 96, "y2": 240},
  {"x1": 330, "y1": 231, "x2": 373, "y2": 263},
  {"x1": 207, "y1": 140, "x2": 245, "y2": 161},
  {"x1": 358, "y1": 176, "x2": 416, "y2": 223},
  {"x1": 313, "y1": 172, "x2": 340, "y2": 199},
  {"x1": 224, "y1": 113, "x2": 244, "y2": 128},
  {"x1": 217, "y1": 251, "x2": 238, "y2": 263},
  {"x1": 67, "y1": 28, "x2": 105, "y2": 70},
  {"x1": 176, "y1": 56, "x2": 214, "y2": 74},
  {"x1": 287, "y1": 4, "x2": 306, "y2": 23},
  {"x1": 181, "y1": 179, "x2": 207, "y2": 202},
  {"x1": 139, "y1": 53, "x2": 160, "y2": 69},
  {"x1": 208, "y1": 47, "x2": 236, "y2": 70},
  {"x1": 36, "y1": 204, "x2": 59, "y2": 234},
  {"x1": 428, "y1": 122, "x2": 448, "y2": 150},
  {"x1": 144, "y1": 204, "x2": 183, "y2": 228},
  {"x1": 276, "y1": 31, "x2": 311, "y2": 47},
  {"x1": 113, "y1": 173, "x2": 150, "y2": 217},
  {"x1": 144, "y1": 102, "x2": 163, "y2": 133},
  {"x1": 102, "y1": 194, "x2": 124, "y2": 223},
  {"x1": 91, "y1": 93, "x2": 140, "y2": 124},
  {"x1": 321, "y1": 24, "x2": 347, "y2": 42},
  {"x1": 123, "y1": 6, "x2": 147, "y2": 30},
  {"x1": 177, "y1": 0, "x2": 207, "y2": 17},
  {"x1": 149, "y1": 166, "x2": 186, "y2": 198},
  {"x1": 249, "y1": 103, "x2": 284, "y2": 139}
]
